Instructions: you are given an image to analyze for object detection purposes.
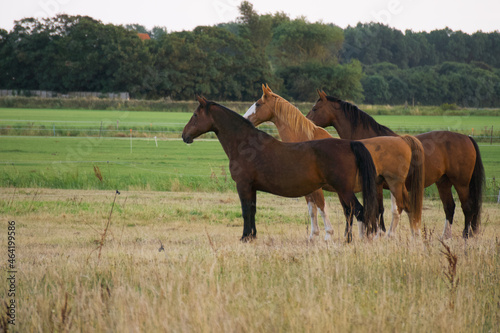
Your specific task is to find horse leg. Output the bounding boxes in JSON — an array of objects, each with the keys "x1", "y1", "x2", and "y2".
[
  {"x1": 377, "y1": 185, "x2": 386, "y2": 236},
  {"x1": 237, "y1": 183, "x2": 257, "y2": 241},
  {"x1": 340, "y1": 193, "x2": 365, "y2": 241},
  {"x1": 386, "y1": 188, "x2": 405, "y2": 237},
  {"x1": 393, "y1": 183, "x2": 421, "y2": 238},
  {"x1": 305, "y1": 194, "x2": 320, "y2": 240},
  {"x1": 354, "y1": 199, "x2": 367, "y2": 240},
  {"x1": 309, "y1": 190, "x2": 334, "y2": 241},
  {"x1": 339, "y1": 199, "x2": 354, "y2": 243},
  {"x1": 436, "y1": 178, "x2": 456, "y2": 240},
  {"x1": 455, "y1": 184, "x2": 474, "y2": 239},
  {"x1": 250, "y1": 189, "x2": 257, "y2": 237}
]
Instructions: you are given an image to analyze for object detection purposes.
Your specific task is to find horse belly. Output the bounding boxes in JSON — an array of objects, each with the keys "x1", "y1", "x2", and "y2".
[
  {"x1": 255, "y1": 166, "x2": 324, "y2": 197},
  {"x1": 253, "y1": 150, "x2": 325, "y2": 197}
]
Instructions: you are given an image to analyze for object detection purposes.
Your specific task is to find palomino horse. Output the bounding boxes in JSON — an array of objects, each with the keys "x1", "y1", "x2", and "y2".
[
  {"x1": 182, "y1": 96, "x2": 379, "y2": 241},
  {"x1": 244, "y1": 85, "x2": 425, "y2": 238},
  {"x1": 307, "y1": 91, "x2": 485, "y2": 239}
]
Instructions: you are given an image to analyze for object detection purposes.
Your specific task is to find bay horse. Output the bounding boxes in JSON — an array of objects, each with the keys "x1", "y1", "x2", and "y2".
[
  {"x1": 182, "y1": 96, "x2": 379, "y2": 242},
  {"x1": 306, "y1": 91, "x2": 485, "y2": 239},
  {"x1": 244, "y1": 85, "x2": 425, "y2": 238}
]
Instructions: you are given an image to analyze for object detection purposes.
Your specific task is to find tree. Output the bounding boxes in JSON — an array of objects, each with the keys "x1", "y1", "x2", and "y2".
[
  {"x1": 270, "y1": 18, "x2": 344, "y2": 68},
  {"x1": 151, "y1": 26, "x2": 277, "y2": 100},
  {"x1": 361, "y1": 75, "x2": 390, "y2": 104},
  {"x1": 237, "y1": 1, "x2": 273, "y2": 52},
  {"x1": 277, "y1": 60, "x2": 363, "y2": 102}
]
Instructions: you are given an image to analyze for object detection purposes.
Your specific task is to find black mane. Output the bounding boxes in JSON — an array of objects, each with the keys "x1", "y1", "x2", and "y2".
[
  {"x1": 326, "y1": 96, "x2": 396, "y2": 136},
  {"x1": 206, "y1": 101, "x2": 256, "y2": 128}
]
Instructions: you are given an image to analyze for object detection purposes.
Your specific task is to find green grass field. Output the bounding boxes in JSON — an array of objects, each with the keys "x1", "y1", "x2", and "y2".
[
  {"x1": 1, "y1": 108, "x2": 500, "y2": 200},
  {"x1": 1, "y1": 135, "x2": 500, "y2": 201},
  {"x1": 1, "y1": 108, "x2": 500, "y2": 139}
]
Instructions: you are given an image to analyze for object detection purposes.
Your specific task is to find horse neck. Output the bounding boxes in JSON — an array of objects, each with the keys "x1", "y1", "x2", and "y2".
[
  {"x1": 273, "y1": 99, "x2": 324, "y2": 142},
  {"x1": 330, "y1": 102, "x2": 393, "y2": 140},
  {"x1": 330, "y1": 111, "x2": 356, "y2": 139},
  {"x1": 210, "y1": 105, "x2": 261, "y2": 158}
]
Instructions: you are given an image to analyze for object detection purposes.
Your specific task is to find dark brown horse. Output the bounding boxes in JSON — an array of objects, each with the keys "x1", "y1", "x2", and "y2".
[
  {"x1": 307, "y1": 91, "x2": 485, "y2": 239},
  {"x1": 182, "y1": 96, "x2": 379, "y2": 241}
]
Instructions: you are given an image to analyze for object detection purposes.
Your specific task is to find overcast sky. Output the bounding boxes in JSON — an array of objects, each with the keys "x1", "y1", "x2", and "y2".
[{"x1": 1, "y1": 0, "x2": 499, "y2": 34}]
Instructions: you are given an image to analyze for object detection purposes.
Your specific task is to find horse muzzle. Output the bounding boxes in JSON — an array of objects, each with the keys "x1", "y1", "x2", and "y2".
[{"x1": 182, "y1": 133, "x2": 193, "y2": 144}]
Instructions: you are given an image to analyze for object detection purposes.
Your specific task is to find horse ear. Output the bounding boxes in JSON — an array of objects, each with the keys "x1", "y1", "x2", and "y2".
[
  {"x1": 266, "y1": 84, "x2": 273, "y2": 94},
  {"x1": 196, "y1": 95, "x2": 207, "y2": 107},
  {"x1": 262, "y1": 83, "x2": 272, "y2": 99},
  {"x1": 318, "y1": 90, "x2": 327, "y2": 101}
]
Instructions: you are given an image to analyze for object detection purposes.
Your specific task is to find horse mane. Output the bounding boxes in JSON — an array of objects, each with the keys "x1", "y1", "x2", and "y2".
[
  {"x1": 272, "y1": 95, "x2": 319, "y2": 141},
  {"x1": 206, "y1": 101, "x2": 256, "y2": 129},
  {"x1": 326, "y1": 96, "x2": 396, "y2": 136}
]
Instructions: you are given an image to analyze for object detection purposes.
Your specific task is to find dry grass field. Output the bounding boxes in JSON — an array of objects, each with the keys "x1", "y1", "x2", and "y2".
[{"x1": 1, "y1": 188, "x2": 499, "y2": 332}]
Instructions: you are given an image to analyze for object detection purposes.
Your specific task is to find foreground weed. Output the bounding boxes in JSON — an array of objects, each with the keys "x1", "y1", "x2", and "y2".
[
  {"x1": 93, "y1": 165, "x2": 103, "y2": 182},
  {"x1": 87, "y1": 190, "x2": 120, "y2": 262},
  {"x1": 439, "y1": 239, "x2": 459, "y2": 309},
  {"x1": 0, "y1": 301, "x2": 10, "y2": 333}
]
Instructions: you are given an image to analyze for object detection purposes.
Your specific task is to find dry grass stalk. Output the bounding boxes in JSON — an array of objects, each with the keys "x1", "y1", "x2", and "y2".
[
  {"x1": 93, "y1": 165, "x2": 103, "y2": 182},
  {"x1": 439, "y1": 239, "x2": 459, "y2": 309},
  {"x1": 0, "y1": 301, "x2": 9, "y2": 333},
  {"x1": 205, "y1": 226, "x2": 218, "y2": 254},
  {"x1": 87, "y1": 190, "x2": 120, "y2": 262},
  {"x1": 55, "y1": 293, "x2": 72, "y2": 332}
]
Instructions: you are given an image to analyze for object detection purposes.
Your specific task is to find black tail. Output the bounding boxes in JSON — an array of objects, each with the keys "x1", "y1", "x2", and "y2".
[
  {"x1": 468, "y1": 137, "x2": 485, "y2": 234},
  {"x1": 350, "y1": 141, "x2": 379, "y2": 235}
]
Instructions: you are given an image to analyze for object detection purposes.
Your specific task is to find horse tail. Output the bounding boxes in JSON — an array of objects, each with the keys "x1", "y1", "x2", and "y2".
[
  {"x1": 468, "y1": 136, "x2": 485, "y2": 234},
  {"x1": 402, "y1": 135, "x2": 425, "y2": 230},
  {"x1": 350, "y1": 141, "x2": 378, "y2": 235}
]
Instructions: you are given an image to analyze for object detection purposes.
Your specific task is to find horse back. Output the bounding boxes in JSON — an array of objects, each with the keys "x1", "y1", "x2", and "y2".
[{"x1": 416, "y1": 131, "x2": 476, "y2": 186}]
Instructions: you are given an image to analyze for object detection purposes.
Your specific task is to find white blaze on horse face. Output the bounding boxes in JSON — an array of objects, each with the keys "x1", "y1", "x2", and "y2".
[{"x1": 243, "y1": 103, "x2": 257, "y2": 119}]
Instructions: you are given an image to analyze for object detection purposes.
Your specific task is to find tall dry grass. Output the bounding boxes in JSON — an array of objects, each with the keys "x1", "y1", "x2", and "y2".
[{"x1": 1, "y1": 189, "x2": 499, "y2": 332}]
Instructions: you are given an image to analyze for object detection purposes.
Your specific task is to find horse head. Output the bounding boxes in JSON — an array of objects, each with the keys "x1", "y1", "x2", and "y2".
[
  {"x1": 182, "y1": 96, "x2": 214, "y2": 144},
  {"x1": 243, "y1": 83, "x2": 278, "y2": 126},
  {"x1": 305, "y1": 90, "x2": 338, "y2": 128}
]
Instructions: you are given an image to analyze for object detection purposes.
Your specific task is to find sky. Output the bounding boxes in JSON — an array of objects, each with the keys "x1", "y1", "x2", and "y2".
[{"x1": 1, "y1": 0, "x2": 499, "y2": 34}]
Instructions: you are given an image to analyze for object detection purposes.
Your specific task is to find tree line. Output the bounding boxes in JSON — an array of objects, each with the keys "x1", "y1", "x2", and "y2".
[{"x1": 0, "y1": 1, "x2": 499, "y2": 106}]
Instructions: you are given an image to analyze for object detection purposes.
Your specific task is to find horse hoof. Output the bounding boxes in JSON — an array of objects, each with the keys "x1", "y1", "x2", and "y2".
[{"x1": 240, "y1": 235, "x2": 256, "y2": 242}]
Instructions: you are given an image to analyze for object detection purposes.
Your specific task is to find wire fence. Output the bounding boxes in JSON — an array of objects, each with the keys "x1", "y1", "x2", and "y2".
[
  {"x1": 2, "y1": 120, "x2": 500, "y2": 202},
  {"x1": 1, "y1": 120, "x2": 500, "y2": 143}
]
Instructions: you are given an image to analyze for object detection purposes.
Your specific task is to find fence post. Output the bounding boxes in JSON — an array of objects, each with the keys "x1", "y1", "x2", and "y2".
[
  {"x1": 53, "y1": 124, "x2": 55, "y2": 136},
  {"x1": 491, "y1": 126, "x2": 494, "y2": 145},
  {"x1": 99, "y1": 121, "x2": 103, "y2": 138}
]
